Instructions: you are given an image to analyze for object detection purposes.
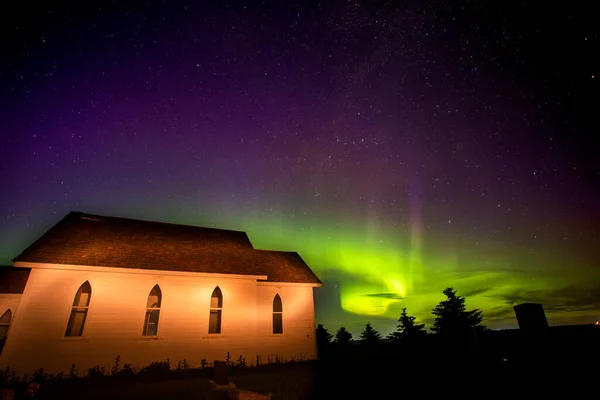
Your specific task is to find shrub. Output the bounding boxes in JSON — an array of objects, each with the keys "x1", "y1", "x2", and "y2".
[
  {"x1": 69, "y1": 363, "x2": 78, "y2": 379},
  {"x1": 111, "y1": 355, "x2": 121, "y2": 375},
  {"x1": 138, "y1": 359, "x2": 171, "y2": 379},
  {"x1": 51, "y1": 372, "x2": 64, "y2": 381},
  {"x1": 0, "y1": 366, "x2": 17, "y2": 387},
  {"x1": 175, "y1": 359, "x2": 189, "y2": 373},
  {"x1": 32, "y1": 368, "x2": 47, "y2": 384},
  {"x1": 87, "y1": 365, "x2": 105, "y2": 379},
  {"x1": 236, "y1": 355, "x2": 246, "y2": 368},
  {"x1": 112, "y1": 363, "x2": 136, "y2": 379}
]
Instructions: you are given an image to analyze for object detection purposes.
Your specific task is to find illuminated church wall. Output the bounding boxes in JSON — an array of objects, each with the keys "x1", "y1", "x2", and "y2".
[
  {"x1": 0, "y1": 264, "x2": 317, "y2": 376},
  {"x1": 255, "y1": 283, "x2": 317, "y2": 361},
  {"x1": 0, "y1": 295, "x2": 22, "y2": 327},
  {"x1": 0, "y1": 293, "x2": 22, "y2": 357}
]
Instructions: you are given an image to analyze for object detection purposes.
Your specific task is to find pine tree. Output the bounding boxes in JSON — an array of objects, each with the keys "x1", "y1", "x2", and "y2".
[
  {"x1": 316, "y1": 324, "x2": 333, "y2": 345},
  {"x1": 360, "y1": 323, "x2": 382, "y2": 345},
  {"x1": 431, "y1": 287, "x2": 484, "y2": 340},
  {"x1": 334, "y1": 326, "x2": 353, "y2": 346},
  {"x1": 316, "y1": 324, "x2": 334, "y2": 357},
  {"x1": 390, "y1": 308, "x2": 426, "y2": 342}
]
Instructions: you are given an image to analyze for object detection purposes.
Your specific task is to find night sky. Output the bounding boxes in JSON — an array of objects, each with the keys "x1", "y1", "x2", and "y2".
[{"x1": 1, "y1": 1, "x2": 599, "y2": 335}]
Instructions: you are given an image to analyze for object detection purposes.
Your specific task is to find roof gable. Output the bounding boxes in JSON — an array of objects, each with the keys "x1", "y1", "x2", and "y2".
[
  {"x1": 256, "y1": 250, "x2": 321, "y2": 284},
  {"x1": 0, "y1": 266, "x2": 31, "y2": 294},
  {"x1": 13, "y1": 212, "x2": 321, "y2": 284}
]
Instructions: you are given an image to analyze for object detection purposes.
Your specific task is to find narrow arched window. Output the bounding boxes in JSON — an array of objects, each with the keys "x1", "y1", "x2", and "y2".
[
  {"x1": 209, "y1": 287, "x2": 222, "y2": 334},
  {"x1": 143, "y1": 285, "x2": 161, "y2": 336},
  {"x1": 65, "y1": 281, "x2": 91, "y2": 337},
  {"x1": 273, "y1": 294, "x2": 283, "y2": 334},
  {"x1": 0, "y1": 309, "x2": 12, "y2": 354}
]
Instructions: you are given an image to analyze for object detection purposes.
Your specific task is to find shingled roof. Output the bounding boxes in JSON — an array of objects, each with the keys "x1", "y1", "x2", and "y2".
[
  {"x1": 12, "y1": 212, "x2": 321, "y2": 284},
  {"x1": 0, "y1": 266, "x2": 31, "y2": 294}
]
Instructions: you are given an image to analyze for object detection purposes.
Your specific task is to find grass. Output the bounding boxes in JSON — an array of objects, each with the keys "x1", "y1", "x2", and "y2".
[
  {"x1": 34, "y1": 362, "x2": 319, "y2": 400},
  {"x1": 29, "y1": 357, "x2": 526, "y2": 400},
  {"x1": 19, "y1": 346, "x2": 600, "y2": 399}
]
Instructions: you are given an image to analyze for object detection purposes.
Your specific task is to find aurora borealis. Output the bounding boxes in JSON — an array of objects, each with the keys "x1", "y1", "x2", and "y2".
[{"x1": 1, "y1": 1, "x2": 599, "y2": 336}]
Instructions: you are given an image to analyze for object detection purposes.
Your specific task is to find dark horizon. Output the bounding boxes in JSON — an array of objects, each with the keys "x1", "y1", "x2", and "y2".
[{"x1": 1, "y1": 1, "x2": 599, "y2": 335}]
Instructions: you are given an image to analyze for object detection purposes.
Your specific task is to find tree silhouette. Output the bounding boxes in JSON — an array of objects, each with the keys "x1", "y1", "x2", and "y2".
[
  {"x1": 334, "y1": 326, "x2": 353, "y2": 346},
  {"x1": 316, "y1": 324, "x2": 334, "y2": 357},
  {"x1": 388, "y1": 308, "x2": 426, "y2": 342},
  {"x1": 359, "y1": 323, "x2": 382, "y2": 345},
  {"x1": 431, "y1": 287, "x2": 483, "y2": 341}
]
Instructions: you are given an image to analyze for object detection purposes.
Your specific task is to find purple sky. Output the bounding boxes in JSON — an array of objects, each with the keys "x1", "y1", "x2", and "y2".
[{"x1": 1, "y1": 1, "x2": 599, "y2": 334}]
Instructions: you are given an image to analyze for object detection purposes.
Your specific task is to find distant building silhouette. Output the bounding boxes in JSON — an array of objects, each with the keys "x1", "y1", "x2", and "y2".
[{"x1": 514, "y1": 303, "x2": 548, "y2": 335}]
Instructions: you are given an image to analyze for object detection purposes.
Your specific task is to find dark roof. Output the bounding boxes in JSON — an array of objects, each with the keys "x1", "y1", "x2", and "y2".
[
  {"x1": 256, "y1": 250, "x2": 321, "y2": 284},
  {"x1": 13, "y1": 212, "x2": 321, "y2": 284},
  {"x1": 0, "y1": 266, "x2": 31, "y2": 294}
]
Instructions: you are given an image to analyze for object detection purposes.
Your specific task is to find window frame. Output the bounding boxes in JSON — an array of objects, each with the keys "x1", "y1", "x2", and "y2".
[
  {"x1": 0, "y1": 309, "x2": 12, "y2": 355},
  {"x1": 142, "y1": 284, "x2": 162, "y2": 337},
  {"x1": 0, "y1": 309, "x2": 11, "y2": 329},
  {"x1": 65, "y1": 281, "x2": 92, "y2": 337},
  {"x1": 272, "y1": 294, "x2": 283, "y2": 335},
  {"x1": 208, "y1": 286, "x2": 223, "y2": 334}
]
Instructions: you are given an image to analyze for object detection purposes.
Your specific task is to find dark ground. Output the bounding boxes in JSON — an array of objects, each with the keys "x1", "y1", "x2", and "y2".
[
  {"x1": 6, "y1": 328, "x2": 600, "y2": 399},
  {"x1": 30, "y1": 352, "x2": 597, "y2": 399}
]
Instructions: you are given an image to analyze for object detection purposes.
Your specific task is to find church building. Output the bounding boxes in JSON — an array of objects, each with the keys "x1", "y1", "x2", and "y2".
[{"x1": 0, "y1": 211, "x2": 321, "y2": 376}]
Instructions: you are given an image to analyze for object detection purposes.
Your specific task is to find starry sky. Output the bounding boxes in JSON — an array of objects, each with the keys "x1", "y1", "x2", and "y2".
[{"x1": 1, "y1": 1, "x2": 599, "y2": 335}]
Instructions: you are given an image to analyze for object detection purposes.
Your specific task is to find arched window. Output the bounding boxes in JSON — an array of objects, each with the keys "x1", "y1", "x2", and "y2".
[
  {"x1": 143, "y1": 285, "x2": 161, "y2": 336},
  {"x1": 0, "y1": 309, "x2": 12, "y2": 354},
  {"x1": 65, "y1": 281, "x2": 91, "y2": 337},
  {"x1": 273, "y1": 294, "x2": 283, "y2": 334},
  {"x1": 209, "y1": 287, "x2": 222, "y2": 334}
]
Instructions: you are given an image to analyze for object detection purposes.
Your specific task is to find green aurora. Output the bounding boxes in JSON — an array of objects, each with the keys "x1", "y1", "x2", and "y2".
[
  {"x1": 1, "y1": 0, "x2": 599, "y2": 341},
  {"x1": 1, "y1": 201, "x2": 598, "y2": 336},
  {"x1": 187, "y1": 204, "x2": 600, "y2": 335}
]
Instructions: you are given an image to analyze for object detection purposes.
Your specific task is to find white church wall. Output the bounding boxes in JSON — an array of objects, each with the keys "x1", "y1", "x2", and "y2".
[{"x1": 0, "y1": 264, "x2": 318, "y2": 376}]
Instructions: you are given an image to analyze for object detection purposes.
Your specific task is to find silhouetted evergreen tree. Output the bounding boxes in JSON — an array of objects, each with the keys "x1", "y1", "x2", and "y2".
[
  {"x1": 431, "y1": 287, "x2": 484, "y2": 343},
  {"x1": 316, "y1": 324, "x2": 334, "y2": 358},
  {"x1": 360, "y1": 323, "x2": 382, "y2": 345},
  {"x1": 388, "y1": 308, "x2": 426, "y2": 342},
  {"x1": 334, "y1": 326, "x2": 353, "y2": 346}
]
